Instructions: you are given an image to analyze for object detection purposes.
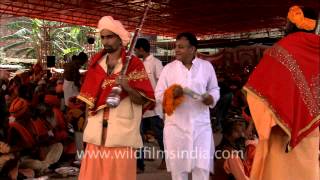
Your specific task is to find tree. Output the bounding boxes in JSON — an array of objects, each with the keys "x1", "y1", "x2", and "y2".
[{"x1": 1, "y1": 18, "x2": 97, "y2": 62}]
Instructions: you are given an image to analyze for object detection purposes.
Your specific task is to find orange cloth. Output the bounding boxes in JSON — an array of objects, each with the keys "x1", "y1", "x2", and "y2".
[
  {"x1": 287, "y1": 5, "x2": 316, "y2": 31},
  {"x1": 8, "y1": 122, "x2": 36, "y2": 148},
  {"x1": 163, "y1": 84, "x2": 184, "y2": 116},
  {"x1": 29, "y1": 119, "x2": 51, "y2": 142},
  {"x1": 44, "y1": 95, "x2": 60, "y2": 107},
  {"x1": 224, "y1": 155, "x2": 250, "y2": 180},
  {"x1": 246, "y1": 92, "x2": 319, "y2": 180},
  {"x1": 9, "y1": 97, "x2": 29, "y2": 119},
  {"x1": 52, "y1": 108, "x2": 66, "y2": 129},
  {"x1": 243, "y1": 140, "x2": 257, "y2": 176},
  {"x1": 79, "y1": 128, "x2": 136, "y2": 180},
  {"x1": 52, "y1": 108, "x2": 68, "y2": 141}
]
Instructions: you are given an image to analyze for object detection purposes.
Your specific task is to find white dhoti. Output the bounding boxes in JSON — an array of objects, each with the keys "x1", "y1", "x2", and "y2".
[{"x1": 172, "y1": 167, "x2": 210, "y2": 180}]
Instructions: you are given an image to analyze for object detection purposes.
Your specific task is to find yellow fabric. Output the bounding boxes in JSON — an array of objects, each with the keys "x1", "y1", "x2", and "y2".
[
  {"x1": 247, "y1": 92, "x2": 319, "y2": 180},
  {"x1": 106, "y1": 96, "x2": 143, "y2": 148},
  {"x1": 83, "y1": 97, "x2": 143, "y2": 148},
  {"x1": 83, "y1": 109, "x2": 104, "y2": 146}
]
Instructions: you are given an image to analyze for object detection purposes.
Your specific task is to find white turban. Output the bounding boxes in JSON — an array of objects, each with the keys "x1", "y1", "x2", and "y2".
[{"x1": 97, "y1": 16, "x2": 131, "y2": 46}]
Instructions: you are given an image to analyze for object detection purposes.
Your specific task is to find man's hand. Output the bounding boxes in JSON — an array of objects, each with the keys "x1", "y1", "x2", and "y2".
[
  {"x1": 202, "y1": 93, "x2": 214, "y2": 106},
  {"x1": 116, "y1": 75, "x2": 146, "y2": 105},
  {"x1": 116, "y1": 75, "x2": 131, "y2": 91},
  {"x1": 173, "y1": 86, "x2": 183, "y2": 98}
]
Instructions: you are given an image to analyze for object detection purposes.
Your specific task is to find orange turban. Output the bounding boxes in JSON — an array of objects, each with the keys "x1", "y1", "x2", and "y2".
[
  {"x1": 287, "y1": 5, "x2": 316, "y2": 31},
  {"x1": 44, "y1": 95, "x2": 61, "y2": 107},
  {"x1": 97, "y1": 16, "x2": 131, "y2": 46},
  {"x1": 9, "y1": 97, "x2": 29, "y2": 118}
]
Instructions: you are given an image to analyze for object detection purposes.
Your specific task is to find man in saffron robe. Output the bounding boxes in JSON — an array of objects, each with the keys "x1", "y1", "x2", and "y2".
[
  {"x1": 77, "y1": 16, "x2": 154, "y2": 180},
  {"x1": 244, "y1": 6, "x2": 320, "y2": 180}
]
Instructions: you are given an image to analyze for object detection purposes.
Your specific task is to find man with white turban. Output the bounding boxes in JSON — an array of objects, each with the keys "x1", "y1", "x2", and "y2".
[{"x1": 77, "y1": 16, "x2": 155, "y2": 180}]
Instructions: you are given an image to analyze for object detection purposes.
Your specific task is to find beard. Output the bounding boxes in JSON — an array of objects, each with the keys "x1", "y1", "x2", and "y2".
[{"x1": 104, "y1": 45, "x2": 117, "y2": 53}]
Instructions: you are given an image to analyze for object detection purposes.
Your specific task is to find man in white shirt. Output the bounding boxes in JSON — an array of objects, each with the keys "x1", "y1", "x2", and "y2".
[
  {"x1": 155, "y1": 32, "x2": 220, "y2": 180},
  {"x1": 134, "y1": 38, "x2": 165, "y2": 171}
]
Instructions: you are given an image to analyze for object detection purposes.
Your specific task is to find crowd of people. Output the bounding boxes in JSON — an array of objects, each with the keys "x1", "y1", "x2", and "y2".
[{"x1": 0, "y1": 53, "x2": 88, "y2": 179}]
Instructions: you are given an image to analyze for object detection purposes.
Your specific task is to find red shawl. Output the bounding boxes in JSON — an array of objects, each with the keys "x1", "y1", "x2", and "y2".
[
  {"x1": 245, "y1": 32, "x2": 320, "y2": 151},
  {"x1": 78, "y1": 49, "x2": 154, "y2": 112},
  {"x1": 8, "y1": 122, "x2": 36, "y2": 148}
]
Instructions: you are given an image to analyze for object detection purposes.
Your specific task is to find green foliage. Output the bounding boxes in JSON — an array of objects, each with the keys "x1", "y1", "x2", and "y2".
[{"x1": 1, "y1": 18, "x2": 97, "y2": 60}]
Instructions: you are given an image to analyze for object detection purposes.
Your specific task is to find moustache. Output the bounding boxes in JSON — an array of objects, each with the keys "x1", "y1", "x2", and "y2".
[{"x1": 104, "y1": 46, "x2": 117, "y2": 53}]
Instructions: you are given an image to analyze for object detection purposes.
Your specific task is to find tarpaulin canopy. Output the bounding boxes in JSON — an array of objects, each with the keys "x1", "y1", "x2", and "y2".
[{"x1": 1, "y1": 0, "x2": 319, "y2": 37}]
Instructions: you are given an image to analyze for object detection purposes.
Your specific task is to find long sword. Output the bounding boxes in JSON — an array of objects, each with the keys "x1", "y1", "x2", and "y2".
[{"x1": 106, "y1": 0, "x2": 152, "y2": 108}]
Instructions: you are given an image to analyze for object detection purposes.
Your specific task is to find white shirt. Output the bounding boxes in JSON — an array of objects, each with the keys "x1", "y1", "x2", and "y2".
[
  {"x1": 155, "y1": 58, "x2": 220, "y2": 173},
  {"x1": 142, "y1": 54, "x2": 164, "y2": 118}
]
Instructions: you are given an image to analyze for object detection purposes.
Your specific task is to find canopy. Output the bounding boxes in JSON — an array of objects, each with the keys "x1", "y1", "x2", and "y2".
[{"x1": 1, "y1": 0, "x2": 319, "y2": 37}]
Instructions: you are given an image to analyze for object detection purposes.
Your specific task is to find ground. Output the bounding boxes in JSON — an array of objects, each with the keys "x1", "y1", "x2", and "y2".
[{"x1": 45, "y1": 133, "x2": 223, "y2": 180}]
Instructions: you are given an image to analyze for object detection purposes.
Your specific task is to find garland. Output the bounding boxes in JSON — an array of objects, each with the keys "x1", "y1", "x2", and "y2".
[{"x1": 163, "y1": 84, "x2": 184, "y2": 116}]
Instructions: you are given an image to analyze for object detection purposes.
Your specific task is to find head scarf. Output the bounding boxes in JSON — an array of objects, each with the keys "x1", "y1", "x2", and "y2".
[
  {"x1": 97, "y1": 16, "x2": 131, "y2": 46},
  {"x1": 288, "y1": 5, "x2": 316, "y2": 31},
  {"x1": 9, "y1": 97, "x2": 29, "y2": 119},
  {"x1": 44, "y1": 95, "x2": 61, "y2": 107}
]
